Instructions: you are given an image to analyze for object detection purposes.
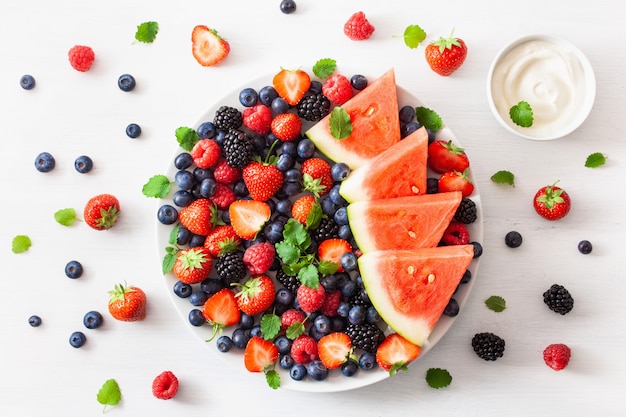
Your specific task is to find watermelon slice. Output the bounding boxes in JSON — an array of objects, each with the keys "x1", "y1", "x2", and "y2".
[
  {"x1": 359, "y1": 245, "x2": 474, "y2": 346},
  {"x1": 305, "y1": 69, "x2": 400, "y2": 170},
  {"x1": 347, "y1": 192, "x2": 462, "y2": 254},
  {"x1": 339, "y1": 127, "x2": 429, "y2": 202}
]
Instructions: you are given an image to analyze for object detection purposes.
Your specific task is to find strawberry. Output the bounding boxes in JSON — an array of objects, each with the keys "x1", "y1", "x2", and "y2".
[
  {"x1": 318, "y1": 238, "x2": 352, "y2": 272},
  {"x1": 84, "y1": 193, "x2": 120, "y2": 230},
  {"x1": 178, "y1": 198, "x2": 218, "y2": 236},
  {"x1": 270, "y1": 113, "x2": 302, "y2": 142},
  {"x1": 244, "y1": 336, "x2": 279, "y2": 373},
  {"x1": 291, "y1": 334, "x2": 319, "y2": 364},
  {"x1": 243, "y1": 104, "x2": 272, "y2": 135},
  {"x1": 202, "y1": 288, "x2": 241, "y2": 341},
  {"x1": 533, "y1": 181, "x2": 571, "y2": 221},
  {"x1": 322, "y1": 74, "x2": 353, "y2": 105},
  {"x1": 229, "y1": 199, "x2": 271, "y2": 239},
  {"x1": 190, "y1": 139, "x2": 221, "y2": 169},
  {"x1": 375, "y1": 333, "x2": 421, "y2": 375},
  {"x1": 173, "y1": 246, "x2": 213, "y2": 284},
  {"x1": 152, "y1": 371, "x2": 179, "y2": 400},
  {"x1": 235, "y1": 274, "x2": 276, "y2": 316},
  {"x1": 191, "y1": 25, "x2": 230, "y2": 67},
  {"x1": 343, "y1": 11, "x2": 375, "y2": 41},
  {"x1": 301, "y1": 157, "x2": 333, "y2": 196},
  {"x1": 438, "y1": 169, "x2": 474, "y2": 197},
  {"x1": 425, "y1": 31, "x2": 468, "y2": 76},
  {"x1": 427, "y1": 140, "x2": 470, "y2": 174},
  {"x1": 243, "y1": 242, "x2": 276, "y2": 275},
  {"x1": 203, "y1": 224, "x2": 240, "y2": 257},
  {"x1": 272, "y1": 68, "x2": 311, "y2": 106},
  {"x1": 213, "y1": 158, "x2": 241, "y2": 185},
  {"x1": 242, "y1": 160, "x2": 284, "y2": 201},
  {"x1": 291, "y1": 195, "x2": 317, "y2": 226},
  {"x1": 108, "y1": 283, "x2": 147, "y2": 322},
  {"x1": 318, "y1": 332, "x2": 354, "y2": 369}
]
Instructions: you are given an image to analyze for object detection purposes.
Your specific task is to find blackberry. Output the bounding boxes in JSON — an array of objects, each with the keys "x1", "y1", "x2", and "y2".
[
  {"x1": 296, "y1": 92, "x2": 331, "y2": 122},
  {"x1": 345, "y1": 323, "x2": 385, "y2": 353},
  {"x1": 213, "y1": 106, "x2": 242, "y2": 131},
  {"x1": 223, "y1": 129, "x2": 254, "y2": 168},
  {"x1": 471, "y1": 332, "x2": 505, "y2": 361},
  {"x1": 543, "y1": 284, "x2": 574, "y2": 315},
  {"x1": 215, "y1": 250, "x2": 246, "y2": 285},
  {"x1": 454, "y1": 198, "x2": 477, "y2": 224},
  {"x1": 311, "y1": 216, "x2": 340, "y2": 243},
  {"x1": 276, "y1": 269, "x2": 301, "y2": 293}
]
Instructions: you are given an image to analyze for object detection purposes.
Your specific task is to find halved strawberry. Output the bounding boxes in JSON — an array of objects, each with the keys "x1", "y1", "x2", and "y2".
[
  {"x1": 438, "y1": 169, "x2": 474, "y2": 197},
  {"x1": 235, "y1": 275, "x2": 276, "y2": 316},
  {"x1": 427, "y1": 139, "x2": 470, "y2": 174},
  {"x1": 244, "y1": 336, "x2": 279, "y2": 373},
  {"x1": 229, "y1": 200, "x2": 271, "y2": 239},
  {"x1": 202, "y1": 288, "x2": 241, "y2": 341},
  {"x1": 318, "y1": 332, "x2": 354, "y2": 369},
  {"x1": 375, "y1": 333, "x2": 421, "y2": 376},
  {"x1": 318, "y1": 238, "x2": 352, "y2": 272},
  {"x1": 272, "y1": 68, "x2": 311, "y2": 106},
  {"x1": 191, "y1": 25, "x2": 230, "y2": 67}
]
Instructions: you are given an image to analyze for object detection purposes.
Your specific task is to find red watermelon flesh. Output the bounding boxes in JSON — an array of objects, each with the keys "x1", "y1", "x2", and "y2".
[
  {"x1": 305, "y1": 69, "x2": 400, "y2": 170},
  {"x1": 358, "y1": 245, "x2": 474, "y2": 346},
  {"x1": 347, "y1": 191, "x2": 462, "y2": 254},
  {"x1": 339, "y1": 127, "x2": 429, "y2": 202}
]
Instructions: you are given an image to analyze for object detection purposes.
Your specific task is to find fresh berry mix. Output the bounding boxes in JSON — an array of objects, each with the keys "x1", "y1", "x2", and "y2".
[
  {"x1": 543, "y1": 343, "x2": 571, "y2": 371},
  {"x1": 543, "y1": 284, "x2": 574, "y2": 315},
  {"x1": 471, "y1": 332, "x2": 505, "y2": 361}
]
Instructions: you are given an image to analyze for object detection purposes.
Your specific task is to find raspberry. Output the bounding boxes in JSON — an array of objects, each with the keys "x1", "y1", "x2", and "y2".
[
  {"x1": 296, "y1": 284, "x2": 326, "y2": 313},
  {"x1": 281, "y1": 308, "x2": 306, "y2": 331},
  {"x1": 441, "y1": 221, "x2": 470, "y2": 245},
  {"x1": 68, "y1": 45, "x2": 95, "y2": 72},
  {"x1": 242, "y1": 104, "x2": 272, "y2": 135},
  {"x1": 343, "y1": 11, "x2": 375, "y2": 41},
  {"x1": 213, "y1": 159, "x2": 241, "y2": 184},
  {"x1": 191, "y1": 139, "x2": 221, "y2": 169},
  {"x1": 543, "y1": 343, "x2": 571, "y2": 371},
  {"x1": 319, "y1": 289, "x2": 342, "y2": 317},
  {"x1": 243, "y1": 242, "x2": 276, "y2": 275},
  {"x1": 322, "y1": 74, "x2": 353, "y2": 105},
  {"x1": 210, "y1": 183, "x2": 236, "y2": 210},
  {"x1": 151, "y1": 370, "x2": 179, "y2": 400},
  {"x1": 290, "y1": 334, "x2": 319, "y2": 364}
]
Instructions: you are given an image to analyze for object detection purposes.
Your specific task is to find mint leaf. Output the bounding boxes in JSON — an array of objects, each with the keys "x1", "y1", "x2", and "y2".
[
  {"x1": 305, "y1": 203, "x2": 322, "y2": 230},
  {"x1": 286, "y1": 321, "x2": 305, "y2": 339},
  {"x1": 162, "y1": 246, "x2": 178, "y2": 274},
  {"x1": 585, "y1": 152, "x2": 607, "y2": 168},
  {"x1": 415, "y1": 106, "x2": 443, "y2": 131},
  {"x1": 275, "y1": 241, "x2": 300, "y2": 265},
  {"x1": 298, "y1": 264, "x2": 319, "y2": 288},
  {"x1": 168, "y1": 224, "x2": 180, "y2": 245},
  {"x1": 175, "y1": 126, "x2": 200, "y2": 151},
  {"x1": 12, "y1": 235, "x2": 31, "y2": 254},
  {"x1": 282, "y1": 218, "x2": 309, "y2": 247},
  {"x1": 509, "y1": 101, "x2": 533, "y2": 127},
  {"x1": 317, "y1": 260, "x2": 339, "y2": 276},
  {"x1": 490, "y1": 170, "x2": 515, "y2": 186},
  {"x1": 142, "y1": 174, "x2": 171, "y2": 198},
  {"x1": 426, "y1": 368, "x2": 452, "y2": 389},
  {"x1": 261, "y1": 314, "x2": 282, "y2": 340},
  {"x1": 135, "y1": 21, "x2": 159, "y2": 43},
  {"x1": 266, "y1": 369, "x2": 281, "y2": 389},
  {"x1": 312, "y1": 58, "x2": 337, "y2": 79},
  {"x1": 329, "y1": 107, "x2": 352, "y2": 139},
  {"x1": 403, "y1": 24, "x2": 427, "y2": 49},
  {"x1": 485, "y1": 295, "x2": 506, "y2": 312},
  {"x1": 97, "y1": 378, "x2": 121, "y2": 412},
  {"x1": 54, "y1": 208, "x2": 77, "y2": 226}
]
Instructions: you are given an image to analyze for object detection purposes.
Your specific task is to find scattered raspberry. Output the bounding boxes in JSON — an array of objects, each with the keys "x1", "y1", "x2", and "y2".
[
  {"x1": 296, "y1": 284, "x2": 326, "y2": 313},
  {"x1": 68, "y1": 45, "x2": 95, "y2": 72},
  {"x1": 213, "y1": 159, "x2": 241, "y2": 185},
  {"x1": 242, "y1": 104, "x2": 272, "y2": 135},
  {"x1": 243, "y1": 242, "x2": 276, "y2": 275},
  {"x1": 343, "y1": 11, "x2": 375, "y2": 41},
  {"x1": 291, "y1": 334, "x2": 319, "y2": 364},
  {"x1": 543, "y1": 343, "x2": 571, "y2": 371},
  {"x1": 191, "y1": 139, "x2": 221, "y2": 169},
  {"x1": 319, "y1": 289, "x2": 342, "y2": 317},
  {"x1": 210, "y1": 183, "x2": 236, "y2": 210},
  {"x1": 441, "y1": 221, "x2": 470, "y2": 245},
  {"x1": 152, "y1": 370, "x2": 179, "y2": 400},
  {"x1": 322, "y1": 74, "x2": 353, "y2": 105},
  {"x1": 281, "y1": 308, "x2": 306, "y2": 331}
]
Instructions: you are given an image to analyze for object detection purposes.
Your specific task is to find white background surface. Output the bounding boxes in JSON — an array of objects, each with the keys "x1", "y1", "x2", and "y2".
[{"x1": 1, "y1": 1, "x2": 624, "y2": 415}]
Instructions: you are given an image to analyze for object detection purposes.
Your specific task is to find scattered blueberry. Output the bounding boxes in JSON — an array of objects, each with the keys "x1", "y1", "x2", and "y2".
[
  {"x1": 34, "y1": 152, "x2": 55, "y2": 173},
  {"x1": 117, "y1": 74, "x2": 136, "y2": 92},
  {"x1": 401, "y1": 121, "x2": 421, "y2": 138},
  {"x1": 350, "y1": 74, "x2": 368, "y2": 90},
  {"x1": 358, "y1": 352, "x2": 378, "y2": 370},
  {"x1": 274, "y1": 335, "x2": 292, "y2": 355},
  {"x1": 279, "y1": 354, "x2": 295, "y2": 369},
  {"x1": 175, "y1": 169, "x2": 195, "y2": 190},
  {"x1": 28, "y1": 315, "x2": 42, "y2": 327},
  {"x1": 174, "y1": 152, "x2": 194, "y2": 170},
  {"x1": 83, "y1": 311, "x2": 104, "y2": 329},
  {"x1": 172, "y1": 190, "x2": 194, "y2": 207},
  {"x1": 188, "y1": 309, "x2": 206, "y2": 327},
  {"x1": 173, "y1": 280, "x2": 192, "y2": 298},
  {"x1": 348, "y1": 305, "x2": 366, "y2": 325},
  {"x1": 65, "y1": 260, "x2": 84, "y2": 279},
  {"x1": 341, "y1": 359, "x2": 359, "y2": 377},
  {"x1": 271, "y1": 97, "x2": 289, "y2": 114},
  {"x1": 340, "y1": 251, "x2": 358, "y2": 272},
  {"x1": 20, "y1": 74, "x2": 36, "y2": 90},
  {"x1": 157, "y1": 204, "x2": 178, "y2": 225},
  {"x1": 505, "y1": 231, "x2": 523, "y2": 248},
  {"x1": 471, "y1": 241, "x2": 483, "y2": 258},
  {"x1": 231, "y1": 328, "x2": 251, "y2": 349},
  {"x1": 74, "y1": 155, "x2": 93, "y2": 173},
  {"x1": 279, "y1": 0, "x2": 296, "y2": 14},
  {"x1": 216, "y1": 335, "x2": 234, "y2": 352},
  {"x1": 365, "y1": 305, "x2": 381, "y2": 324},
  {"x1": 258, "y1": 85, "x2": 278, "y2": 106},
  {"x1": 578, "y1": 239, "x2": 592, "y2": 254},
  {"x1": 69, "y1": 331, "x2": 87, "y2": 348},
  {"x1": 331, "y1": 162, "x2": 350, "y2": 182},
  {"x1": 399, "y1": 105, "x2": 416, "y2": 124},
  {"x1": 290, "y1": 363, "x2": 307, "y2": 381},
  {"x1": 334, "y1": 206, "x2": 349, "y2": 226},
  {"x1": 197, "y1": 121, "x2": 217, "y2": 139},
  {"x1": 426, "y1": 177, "x2": 439, "y2": 194},
  {"x1": 126, "y1": 123, "x2": 142, "y2": 138},
  {"x1": 296, "y1": 139, "x2": 315, "y2": 160},
  {"x1": 239, "y1": 87, "x2": 258, "y2": 107},
  {"x1": 306, "y1": 359, "x2": 329, "y2": 381},
  {"x1": 189, "y1": 290, "x2": 208, "y2": 306}
]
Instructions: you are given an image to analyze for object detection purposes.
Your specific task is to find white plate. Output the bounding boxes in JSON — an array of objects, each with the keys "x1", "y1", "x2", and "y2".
[{"x1": 156, "y1": 70, "x2": 483, "y2": 392}]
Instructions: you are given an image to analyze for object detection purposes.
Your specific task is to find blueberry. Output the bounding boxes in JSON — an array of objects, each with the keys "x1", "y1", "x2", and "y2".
[
  {"x1": 239, "y1": 87, "x2": 258, "y2": 107},
  {"x1": 233, "y1": 180, "x2": 249, "y2": 198},
  {"x1": 117, "y1": 74, "x2": 136, "y2": 92},
  {"x1": 173, "y1": 281, "x2": 192, "y2": 298},
  {"x1": 231, "y1": 328, "x2": 251, "y2": 349},
  {"x1": 174, "y1": 152, "x2": 193, "y2": 170},
  {"x1": 197, "y1": 121, "x2": 216, "y2": 139},
  {"x1": 339, "y1": 279, "x2": 357, "y2": 299},
  {"x1": 126, "y1": 123, "x2": 142, "y2": 138},
  {"x1": 284, "y1": 168, "x2": 302, "y2": 183},
  {"x1": 276, "y1": 153, "x2": 295, "y2": 171},
  {"x1": 28, "y1": 315, "x2": 42, "y2": 327},
  {"x1": 320, "y1": 274, "x2": 338, "y2": 292},
  {"x1": 189, "y1": 234, "x2": 206, "y2": 248},
  {"x1": 460, "y1": 269, "x2": 472, "y2": 284},
  {"x1": 348, "y1": 305, "x2": 366, "y2": 325},
  {"x1": 341, "y1": 359, "x2": 359, "y2": 377},
  {"x1": 290, "y1": 363, "x2": 307, "y2": 381},
  {"x1": 175, "y1": 169, "x2": 195, "y2": 190},
  {"x1": 426, "y1": 177, "x2": 439, "y2": 194},
  {"x1": 199, "y1": 178, "x2": 216, "y2": 198},
  {"x1": 239, "y1": 313, "x2": 255, "y2": 330},
  {"x1": 279, "y1": 354, "x2": 295, "y2": 369},
  {"x1": 358, "y1": 352, "x2": 378, "y2": 370},
  {"x1": 331, "y1": 162, "x2": 350, "y2": 182},
  {"x1": 336, "y1": 302, "x2": 350, "y2": 318},
  {"x1": 338, "y1": 224, "x2": 353, "y2": 241},
  {"x1": 334, "y1": 206, "x2": 349, "y2": 226},
  {"x1": 366, "y1": 306, "x2": 381, "y2": 324},
  {"x1": 74, "y1": 155, "x2": 93, "y2": 173},
  {"x1": 505, "y1": 231, "x2": 523, "y2": 248},
  {"x1": 329, "y1": 184, "x2": 347, "y2": 206},
  {"x1": 176, "y1": 227, "x2": 192, "y2": 245},
  {"x1": 309, "y1": 80, "x2": 323, "y2": 94},
  {"x1": 263, "y1": 220, "x2": 284, "y2": 243},
  {"x1": 189, "y1": 290, "x2": 208, "y2": 306},
  {"x1": 350, "y1": 74, "x2": 368, "y2": 90},
  {"x1": 313, "y1": 314, "x2": 332, "y2": 336},
  {"x1": 331, "y1": 316, "x2": 347, "y2": 332},
  {"x1": 216, "y1": 335, "x2": 234, "y2": 352},
  {"x1": 201, "y1": 278, "x2": 224, "y2": 295},
  {"x1": 275, "y1": 199, "x2": 293, "y2": 215},
  {"x1": 65, "y1": 260, "x2": 83, "y2": 279},
  {"x1": 83, "y1": 311, "x2": 104, "y2": 329},
  {"x1": 296, "y1": 139, "x2": 315, "y2": 159},
  {"x1": 250, "y1": 324, "x2": 263, "y2": 338},
  {"x1": 274, "y1": 335, "x2": 292, "y2": 355},
  {"x1": 157, "y1": 204, "x2": 178, "y2": 225},
  {"x1": 69, "y1": 331, "x2": 86, "y2": 348},
  {"x1": 258, "y1": 85, "x2": 278, "y2": 106},
  {"x1": 281, "y1": 141, "x2": 297, "y2": 156},
  {"x1": 320, "y1": 196, "x2": 338, "y2": 217},
  {"x1": 172, "y1": 190, "x2": 194, "y2": 207},
  {"x1": 34, "y1": 152, "x2": 55, "y2": 172},
  {"x1": 340, "y1": 252, "x2": 358, "y2": 272},
  {"x1": 401, "y1": 121, "x2": 421, "y2": 138},
  {"x1": 578, "y1": 239, "x2": 593, "y2": 254},
  {"x1": 188, "y1": 309, "x2": 206, "y2": 327},
  {"x1": 281, "y1": 181, "x2": 302, "y2": 197},
  {"x1": 280, "y1": 0, "x2": 297, "y2": 14},
  {"x1": 20, "y1": 74, "x2": 36, "y2": 90},
  {"x1": 399, "y1": 105, "x2": 416, "y2": 124},
  {"x1": 271, "y1": 97, "x2": 290, "y2": 114},
  {"x1": 471, "y1": 241, "x2": 483, "y2": 258},
  {"x1": 193, "y1": 167, "x2": 214, "y2": 182},
  {"x1": 443, "y1": 298, "x2": 460, "y2": 317},
  {"x1": 307, "y1": 360, "x2": 329, "y2": 381}
]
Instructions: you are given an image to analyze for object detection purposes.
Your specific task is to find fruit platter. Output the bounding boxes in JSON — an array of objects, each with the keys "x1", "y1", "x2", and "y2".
[{"x1": 155, "y1": 62, "x2": 483, "y2": 392}]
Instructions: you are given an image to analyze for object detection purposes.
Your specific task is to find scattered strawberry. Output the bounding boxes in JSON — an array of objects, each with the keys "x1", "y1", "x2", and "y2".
[
  {"x1": 441, "y1": 221, "x2": 470, "y2": 245},
  {"x1": 280, "y1": 308, "x2": 306, "y2": 331},
  {"x1": 244, "y1": 336, "x2": 279, "y2": 372},
  {"x1": 270, "y1": 113, "x2": 302, "y2": 142},
  {"x1": 190, "y1": 139, "x2": 221, "y2": 169},
  {"x1": 291, "y1": 334, "x2": 319, "y2": 364},
  {"x1": 213, "y1": 159, "x2": 241, "y2": 185},
  {"x1": 84, "y1": 193, "x2": 121, "y2": 230},
  {"x1": 318, "y1": 238, "x2": 352, "y2": 272},
  {"x1": 296, "y1": 284, "x2": 326, "y2": 313},
  {"x1": 344, "y1": 11, "x2": 375, "y2": 41},
  {"x1": 243, "y1": 242, "x2": 276, "y2": 275},
  {"x1": 301, "y1": 157, "x2": 333, "y2": 196},
  {"x1": 322, "y1": 74, "x2": 353, "y2": 105},
  {"x1": 427, "y1": 140, "x2": 470, "y2": 174},
  {"x1": 375, "y1": 333, "x2": 421, "y2": 375},
  {"x1": 108, "y1": 283, "x2": 147, "y2": 322},
  {"x1": 438, "y1": 169, "x2": 474, "y2": 197},
  {"x1": 173, "y1": 247, "x2": 213, "y2": 284},
  {"x1": 533, "y1": 181, "x2": 571, "y2": 221},
  {"x1": 210, "y1": 183, "x2": 236, "y2": 210},
  {"x1": 202, "y1": 288, "x2": 241, "y2": 341},
  {"x1": 235, "y1": 274, "x2": 276, "y2": 316},
  {"x1": 242, "y1": 159, "x2": 284, "y2": 201},
  {"x1": 319, "y1": 289, "x2": 342, "y2": 317},
  {"x1": 191, "y1": 25, "x2": 230, "y2": 67},
  {"x1": 425, "y1": 31, "x2": 468, "y2": 76},
  {"x1": 243, "y1": 104, "x2": 272, "y2": 135},
  {"x1": 318, "y1": 332, "x2": 354, "y2": 369},
  {"x1": 178, "y1": 198, "x2": 218, "y2": 236},
  {"x1": 203, "y1": 224, "x2": 240, "y2": 257},
  {"x1": 291, "y1": 195, "x2": 317, "y2": 226},
  {"x1": 543, "y1": 343, "x2": 571, "y2": 371},
  {"x1": 229, "y1": 199, "x2": 271, "y2": 239},
  {"x1": 152, "y1": 371, "x2": 179, "y2": 400},
  {"x1": 272, "y1": 68, "x2": 311, "y2": 106},
  {"x1": 68, "y1": 45, "x2": 95, "y2": 72}
]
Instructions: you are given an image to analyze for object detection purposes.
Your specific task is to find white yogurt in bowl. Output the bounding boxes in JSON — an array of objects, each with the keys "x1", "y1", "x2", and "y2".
[{"x1": 487, "y1": 35, "x2": 595, "y2": 140}]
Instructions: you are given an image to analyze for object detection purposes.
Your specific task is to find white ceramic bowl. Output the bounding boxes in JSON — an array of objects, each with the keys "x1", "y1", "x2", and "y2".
[{"x1": 486, "y1": 34, "x2": 595, "y2": 140}]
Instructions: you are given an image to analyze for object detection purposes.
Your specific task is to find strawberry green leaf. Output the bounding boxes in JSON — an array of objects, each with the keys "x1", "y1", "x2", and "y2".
[
  {"x1": 415, "y1": 106, "x2": 443, "y2": 131},
  {"x1": 509, "y1": 101, "x2": 533, "y2": 127},
  {"x1": 298, "y1": 264, "x2": 319, "y2": 288},
  {"x1": 12, "y1": 235, "x2": 31, "y2": 254},
  {"x1": 426, "y1": 368, "x2": 452, "y2": 389},
  {"x1": 266, "y1": 369, "x2": 281, "y2": 389},
  {"x1": 134, "y1": 21, "x2": 159, "y2": 43},
  {"x1": 585, "y1": 152, "x2": 607, "y2": 168},
  {"x1": 485, "y1": 295, "x2": 506, "y2": 312},
  {"x1": 312, "y1": 58, "x2": 337, "y2": 79},
  {"x1": 305, "y1": 203, "x2": 323, "y2": 230},
  {"x1": 286, "y1": 321, "x2": 305, "y2": 339},
  {"x1": 97, "y1": 378, "x2": 121, "y2": 412},
  {"x1": 329, "y1": 107, "x2": 352, "y2": 140},
  {"x1": 54, "y1": 208, "x2": 77, "y2": 226},
  {"x1": 490, "y1": 170, "x2": 515, "y2": 186},
  {"x1": 142, "y1": 174, "x2": 171, "y2": 198},
  {"x1": 175, "y1": 126, "x2": 200, "y2": 151},
  {"x1": 260, "y1": 314, "x2": 282, "y2": 340},
  {"x1": 403, "y1": 24, "x2": 427, "y2": 49}
]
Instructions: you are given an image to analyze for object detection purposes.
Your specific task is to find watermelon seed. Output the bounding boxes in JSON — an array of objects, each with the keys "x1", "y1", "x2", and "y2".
[
  {"x1": 411, "y1": 186, "x2": 420, "y2": 194},
  {"x1": 407, "y1": 265, "x2": 415, "y2": 275},
  {"x1": 365, "y1": 106, "x2": 375, "y2": 116},
  {"x1": 408, "y1": 231, "x2": 417, "y2": 239},
  {"x1": 428, "y1": 273, "x2": 436, "y2": 283}
]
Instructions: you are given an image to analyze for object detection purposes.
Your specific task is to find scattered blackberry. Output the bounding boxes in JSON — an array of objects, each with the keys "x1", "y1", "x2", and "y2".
[
  {"x1": 543, "y1": 284, "x2": 574, "y2": 315},
  {"x1": 223, "y1": 129, "x2": 254, "y2": 168},
  {"x1": 471, "y1": 332, "x2": 505, "y2": 361},
  {"x1": 296, "y1": 92, "x2": 331, "y2": 122},
  {"x1": 454, "y1": 198, "x2": 477, "y2": 224},
  {"x1": 311, "y1": 216, "x2": 340, "y2": 243},
  {"x1": 345, "y1": 323, "x2": 385, "y2": 353},
  {"x1": 213, "y1": 106, "x2": 242, "y2": 131},
  {"x1": 215, "y1": 250, "x2": 246, "y2": 285},
  {"x1": 276, "y1": 269, "x2": 301, "y2": 293}
]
